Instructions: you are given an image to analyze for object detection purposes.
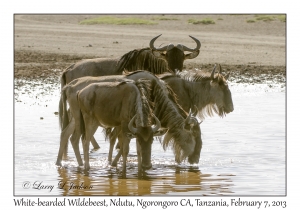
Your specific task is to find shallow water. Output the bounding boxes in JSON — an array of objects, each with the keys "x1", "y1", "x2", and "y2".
[{"x1": 14, "y1": 80, "x2": 285, "y2": 196}]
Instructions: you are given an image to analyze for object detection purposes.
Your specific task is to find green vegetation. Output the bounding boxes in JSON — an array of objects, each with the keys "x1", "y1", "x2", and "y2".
[
  {"x1": 277, "y1": 15, "x2": 286, "y2": 22},
  {"x1": 79, "y1": 16, "x2": 157, "y2": 25},
  {"x1": 152, "y1": 16, "x2": 179, "y2": 21},
  {"x1": 246, "y1": 15, "x2": 286, "y2": 23},
  {"x1": 217, "y1": 18, "x2": 223, "y2": 20},
  {"x1": 188, "y1": 18, "x2": 215, "y2": 25},
  {"x1": 246, "y1": 19, "x2": 256, "y2": 23},
  {"x1": 254, "y1": 15, "x2": 276, "y2": 21}
]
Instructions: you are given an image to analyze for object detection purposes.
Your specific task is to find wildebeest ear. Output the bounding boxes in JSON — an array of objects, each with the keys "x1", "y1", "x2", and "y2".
[
  {"x1": 151, "y1": 50, "x2": 166, "y2": 59},
  {"x1": 184, "y1": 50, "x2": 200, "y2": 60}
]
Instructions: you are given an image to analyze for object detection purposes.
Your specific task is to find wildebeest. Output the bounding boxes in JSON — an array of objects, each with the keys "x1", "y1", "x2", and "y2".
[
  {"x1": 60, "y1": 34, "x2": 201, "y2": 89},
  {"x1": 77, "y1": 79, "x2": 160, "y2": 172},
  {"x1": 58, "y1": 34, "x2": 201, "y2": 154},
  {"x1": 159, "y1": 64, "x2": 234, "y2": 119},
  {"x1": 110, "y1": 64, "x2": 234, "y2": 165},
  {"x1": 57, "y1": 71, "x2": 201, "y2": 169},
  {"x1": 149, "y1": 34, "x2": 201, "y2": 72}
]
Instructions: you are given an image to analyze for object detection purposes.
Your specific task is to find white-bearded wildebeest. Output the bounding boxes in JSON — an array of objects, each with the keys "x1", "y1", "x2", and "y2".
[
  {"x1": 60, "y1": 34, "x2": 201, "y2": 89},
  {"x1": 59, "y1": 34, "x2": 201, "y2": 154},
  {"x1": 57, "y1": 71, "x2": 201, "y2": 170},
  {"x1": 110, "y1": 64, "x2": 234, "y2": 165},
  {"x1": 77, "y1": 80, "x2": 161, "y2": 172},
  {"x1": 158, "y1": 64, "x2": 234, "y2": 119},
  {"x1": 63, "y1": 79, "x2": 161, "y2": 172}
]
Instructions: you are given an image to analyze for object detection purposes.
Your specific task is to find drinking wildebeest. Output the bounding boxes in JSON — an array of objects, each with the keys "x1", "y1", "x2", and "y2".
[
  {"x1": 57, "y1": 71, "x2": 201, "y2": 169},
  {"x1": 59, "y1": 34, "x2": 201, "y2": 154},
  {"x1": 110, "y1": 64, "x2": 234, "y2": 165},
  {"x1": 77, "y1": 79, "x2": 160, "y2": 172}
]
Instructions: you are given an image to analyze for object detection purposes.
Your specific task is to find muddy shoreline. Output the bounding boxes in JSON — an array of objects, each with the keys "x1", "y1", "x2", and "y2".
[{"x1": 14, "y1": 50, "x2": 286, "y2": 84}]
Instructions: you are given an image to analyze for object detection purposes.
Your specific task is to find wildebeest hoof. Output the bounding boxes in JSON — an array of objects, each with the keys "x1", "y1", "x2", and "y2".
[
  {"x1": 142, "y1": 163, "x2": 152, "y2": 170},
  {"x1": 111, "y1": 161, "x2": 118, "y2": 167},
  {"x1": 55, "y1": 161, "x2": 62, "y2": 166},
  {"x1": 93, "y1": 146, "x2": 100, "y2": 150}
]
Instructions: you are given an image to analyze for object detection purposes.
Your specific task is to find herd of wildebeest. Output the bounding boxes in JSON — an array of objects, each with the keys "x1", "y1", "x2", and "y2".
[{"x1": 55, "y1": 34, "x2": 234, "y2": 174}]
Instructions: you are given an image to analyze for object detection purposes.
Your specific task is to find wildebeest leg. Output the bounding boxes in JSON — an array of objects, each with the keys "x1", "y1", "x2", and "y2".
[
  {"x1": 108, "y1": 135, "x2": 117, "y2": 165},
  {"x1": 80, "y1": 126, "x2": 100, "y2": 150},
  {"x1": 63, "y1": 117, "x2": 75, "y2": 157},
  {"x1": 119, "y1": 125, "x2": 130, "y2": 174},
  {"x1": 136, "y1": 139, "x2": 142, "y2": 171},
  {"x1": 69, "y1": 127, "x2": 83, "y2": 167},
  {"x1": 90, "y1": 136, "x2": 100, "y2": 150},
  {"x1": 111, "y1": 132, "x2": 123, "y2": 167},
  {"x1": 108, "y1": 127, "x2": 121, "y2": 164},
  {"x1": 122, "y1": 136, "x2": 130, "y2": 174},
  {"x1": 82, "y1": 116, "x2": 98, "y2": 171},
  {"x1": 80, "y1": 134, "x2": 100, "y2": 151},
  {"x1": 56, "y1": 117, "x2": 75, "y2": 166}
]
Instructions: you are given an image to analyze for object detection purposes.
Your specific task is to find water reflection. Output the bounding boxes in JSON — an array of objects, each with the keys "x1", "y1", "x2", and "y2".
[
  {"x1": 56, "y1": 163, "x2": 234, "y2": 196},
  {"x1": 14, "y1": 79, "x2": 285, "y2": 196}
]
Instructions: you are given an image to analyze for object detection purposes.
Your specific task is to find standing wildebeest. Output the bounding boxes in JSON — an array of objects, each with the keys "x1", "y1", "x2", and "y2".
[
  {"x1": 60, "y1": 34, "x2": 201, "y2": 89},
  {"x1": 157, "y1": 64, "x2": 233, "y2": 163},
  {"x1": 77, "y1": 80, "x2": 160, "y2": 172},
  {"x1": 110, "y1": 64, "x2": 234, "y2": 165},
  {"x1": 158, "y1": 64, "x2": 234, "y2": 119},
  {"x1": 59, "y1": 34, "x2": 201, "y2": 153},
  {"x1": 57, "y1": 71, "x2": 201, "y2": 169}
]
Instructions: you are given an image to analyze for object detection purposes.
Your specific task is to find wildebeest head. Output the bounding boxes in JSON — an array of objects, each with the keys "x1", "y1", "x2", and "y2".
[
  {"x1": 150, "y1": 34, "x2": 201, "y2": 72},
  {"x1": 163, "y1": 109, "x2": 200, "y2": 163},
  {"x1": 128, "y1": 114, "x2": 161, "y2": 170},
  {"x1": 183, "y1": 109, "x2": 203, "y2": 164},
  {"x1": 209, "y1": 64, "x2": 234, "y2": 116}
]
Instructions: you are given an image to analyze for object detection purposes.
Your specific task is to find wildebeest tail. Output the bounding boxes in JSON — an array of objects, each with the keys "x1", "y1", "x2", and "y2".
[
  {"x1": 60, "y1": 64, "x2": 74, "y2": 90},
  {"x1": 58, "y1": 87, "x2": 69, "y2": 131},
  {"x1": 59, "y1": 64, "x2": 75, "y2": 130},
  {"x1": 103, "y1": 127, "x2": 121, "y2": 149}
]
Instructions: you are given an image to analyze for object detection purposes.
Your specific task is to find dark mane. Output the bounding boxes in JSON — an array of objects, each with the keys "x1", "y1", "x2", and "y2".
[
  {"x1": 101, "y1": 79, "x2": 153, "y2": 141},
  {"x1": 115, "y1": 48, "x2": 171, "y2": 74},
  {"x1": 150, "y1": 78, "x2": 197, "y2": 163},
  {"x1": 123, "y1": 70, "x2": 187, "y2": 119},
  {"x1": 135, "y1": 79, "x2": 154, "y2": 127}
]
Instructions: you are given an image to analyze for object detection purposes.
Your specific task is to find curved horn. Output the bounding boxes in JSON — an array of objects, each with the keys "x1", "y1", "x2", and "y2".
[
  {"x1": 184, "y1": 109, "x2": 199, "y2": 129},
  {"x1": 149, "y1": 34, "x2": 168, "y2": 51},
  {"x1": 151, "y1": 115, "x2": 161, "y2": 133},
  {"x1": 219, "y1": 64, "x2": 222, "y2": 74},
  {"x1": 192, "y1": 105, "x2": 198, "y2": 117},
  {"x1": 182, "y1": 35, "x2": 201, "y2": 52},
  {"x1": 128, "y1": 115, "x2": 137, "y2": 134},
  {"x1": 211, "y1": 64, "x2": 217, "y2": 80},
  {"x1": 184, "y1": 109, "x2": 193, "y2": 125}
]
